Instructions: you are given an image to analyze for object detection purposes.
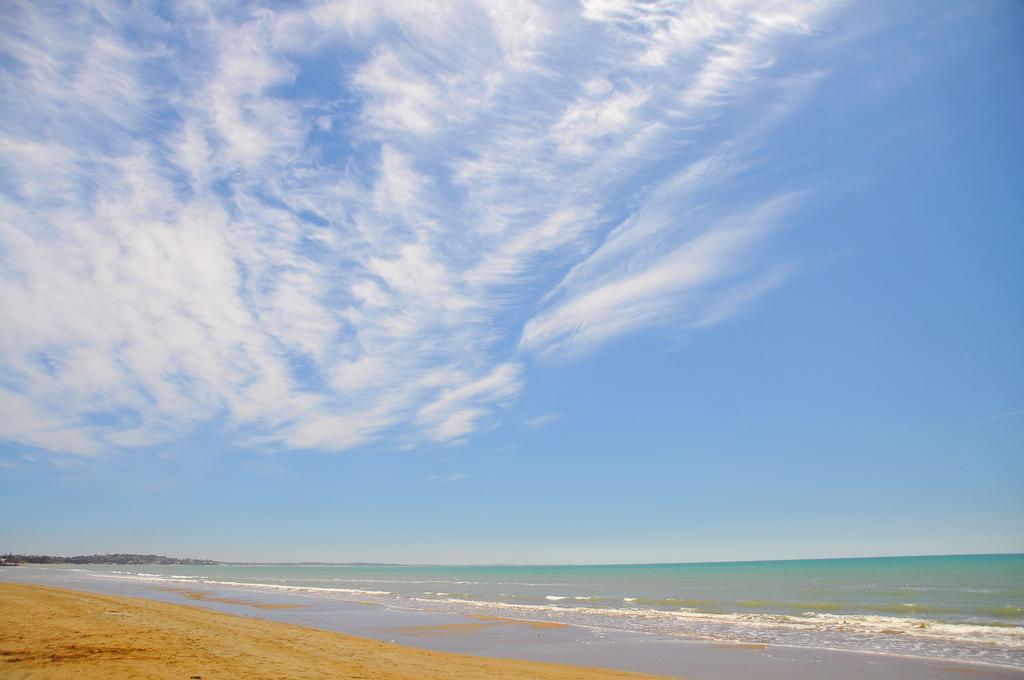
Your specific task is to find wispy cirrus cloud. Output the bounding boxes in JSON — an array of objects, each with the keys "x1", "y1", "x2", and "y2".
[
  {"x1": 524, "y1": 413, "x2": 561, "y2": 430},
  {"x1": 425, "y1": 472, "x2": 468, "y2": 483},
  {"x1": 0, "y1": 0, "x2": 842, "y2": 456}
]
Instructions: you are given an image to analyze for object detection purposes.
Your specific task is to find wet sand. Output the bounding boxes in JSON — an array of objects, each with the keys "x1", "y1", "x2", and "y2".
[
  {"x1": 153, "y1": 584, "x2": 310, "y2": 609},
  {"x1": 393, "y1": 614, "x2": 569, "y2": 636},
  {"x1": 0, "y1": 582, "x2": 665, "y2": 679}
]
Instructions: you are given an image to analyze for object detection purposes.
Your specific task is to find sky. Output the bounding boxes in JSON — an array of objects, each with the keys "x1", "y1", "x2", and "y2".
[{"x1": 0, "y1": 0, "x2": 1021, "y2": 564}]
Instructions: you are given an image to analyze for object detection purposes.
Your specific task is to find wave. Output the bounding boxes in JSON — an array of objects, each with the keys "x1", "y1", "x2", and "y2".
[
  {"x1": 623, "y1": 597, "x2": 715, "y2": 609},
  {"x1": 201, "y1": 580, "x2": 393, "y2": 596},
  {"x1": 410, "y1": 597, "x2": 1024, "y2": 654},
  {"x1": 735, "y1": 599, "x2": 1024, "y2": 619},
  {"x1": 85, "y1": 571, "x2": 393, "y2": 596},
  {"x1": 297, "y1": 578, "x2": 485, "y2": 586}
]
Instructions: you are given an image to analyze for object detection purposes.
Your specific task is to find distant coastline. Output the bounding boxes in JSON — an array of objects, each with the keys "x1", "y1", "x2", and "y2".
[
  {"x1": 0, "y1": 553, "x2": 218, "y2": 566},
  {"x1": 0, "y1": 554, "x2": 410, "y2": 567}
]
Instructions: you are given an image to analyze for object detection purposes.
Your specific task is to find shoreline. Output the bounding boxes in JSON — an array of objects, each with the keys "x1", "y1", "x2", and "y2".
[
  {"x1": 29, "y1": 566, "x2": 1022, "y2": 672},
  {"x1": 0, "y1": 582, "x2": 663, "y2": 679},
  {"x1": 2, "y1": 569, "x2": 1021, "y2": 678}
]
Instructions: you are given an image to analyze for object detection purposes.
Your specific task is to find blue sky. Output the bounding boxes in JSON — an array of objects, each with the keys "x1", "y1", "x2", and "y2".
[{"x1": 0, "y1": 0, "x2": 1021, "y2": 564}]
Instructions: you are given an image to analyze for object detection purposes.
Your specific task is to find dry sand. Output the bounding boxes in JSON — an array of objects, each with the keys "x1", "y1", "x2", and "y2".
[{"x1": 0, "y1": 582, "x2": 668, "y2": 679}]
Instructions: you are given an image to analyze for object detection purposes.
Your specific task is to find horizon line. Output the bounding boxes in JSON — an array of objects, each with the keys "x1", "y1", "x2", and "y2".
[
  {"x1": 224, "y1": 551, "x2": 1023, "y2": 568},
  {"x1": 10, "y1": 550, "x2": 1021, "y2": 568}
]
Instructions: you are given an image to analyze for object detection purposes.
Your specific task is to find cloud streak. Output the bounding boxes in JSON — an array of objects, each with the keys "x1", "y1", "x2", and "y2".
[
  {"x1": 0, "y1": 0, "x2": 841, "y2": 456},
  {"x1": 425, "y1": 472, "x2": 468, "y2": 483}
]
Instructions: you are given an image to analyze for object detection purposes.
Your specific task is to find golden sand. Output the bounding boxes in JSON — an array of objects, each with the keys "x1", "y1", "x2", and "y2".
[{"x1": 0, "y1": 583, "x2": 668, "y2": 679}]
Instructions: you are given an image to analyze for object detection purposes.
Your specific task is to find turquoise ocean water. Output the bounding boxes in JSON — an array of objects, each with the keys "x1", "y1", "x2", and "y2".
[{"x1": 51, "y1": 554, "x2": 1024, "y2": 668}]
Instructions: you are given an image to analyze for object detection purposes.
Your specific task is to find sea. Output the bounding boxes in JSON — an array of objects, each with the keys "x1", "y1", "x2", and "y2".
[{"x1": 24, "y1": 553, "x2": 1024, "y2": 670}]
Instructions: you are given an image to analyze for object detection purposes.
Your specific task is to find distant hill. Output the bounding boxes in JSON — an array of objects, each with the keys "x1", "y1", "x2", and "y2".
[{"x1": 0, "y1": 553, "x2": 218, "y2": 566}]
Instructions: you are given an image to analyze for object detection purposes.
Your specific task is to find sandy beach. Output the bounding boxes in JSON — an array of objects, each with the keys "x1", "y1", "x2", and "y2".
[{"x1": 0, "y1": 582, "x2": 666, "y2": 679}]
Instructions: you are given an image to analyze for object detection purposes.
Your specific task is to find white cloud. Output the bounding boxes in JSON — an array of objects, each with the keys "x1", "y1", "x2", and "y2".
[
  {"x1": 0, "y1": 0, "x2": 841, "y2": 456},
  {"x1": 425, "y1": 472, "x2": 468, "y2": 482},
  {"x1": 0, "y1": 387, "x2": 101, "y2": 456},
  {"x1": 521, "y1": 182, "x2": 805, "y2": 358},
  {"x1": 524, "y1": 413, "x2": 561, "y2": 430},
  {"x1": 354, "y1": 49, "x2": 443, "y2": 136},
  {"x1": 552, "y1": 80, "x2": 651, "y2": 156},
  {"x1": 417, "y1": 363, "x2": 523, "y2": 441}
]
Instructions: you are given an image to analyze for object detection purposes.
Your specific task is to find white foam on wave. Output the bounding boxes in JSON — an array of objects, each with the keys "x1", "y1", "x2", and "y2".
[
  {"x1": 319, "y1": 578, "x2": 482, "y2": 586},
  {"x1": 81, "y1": 570, "x2": 392, "y2": 596},
  {"x1": 202, "y1": 579, "x2": 392, "y2": 596},
  {"x1": 409, "y1": 596, "x2": 1024, "y2": 659},
  {"x1": 546, "y1": 595, "x2": 569, "y2": 601},
  {"x1": 89, "y1": 571, "x2": 194, "y2": 583}
]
